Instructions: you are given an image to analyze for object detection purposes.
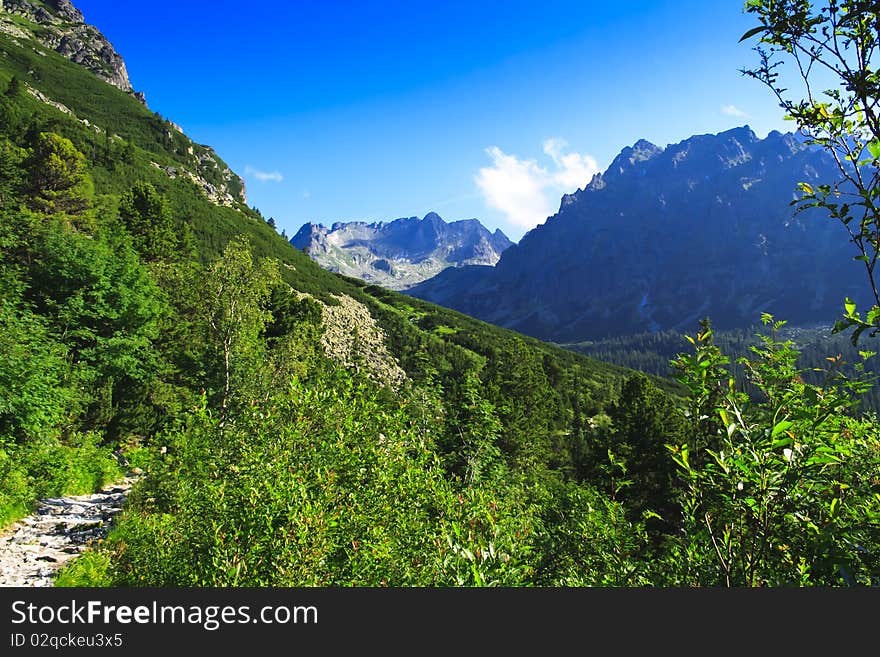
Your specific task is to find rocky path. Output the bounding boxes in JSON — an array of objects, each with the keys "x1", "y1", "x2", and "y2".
[{"x1": 0, "y1": 476, "x2": 137, "y2": 587}]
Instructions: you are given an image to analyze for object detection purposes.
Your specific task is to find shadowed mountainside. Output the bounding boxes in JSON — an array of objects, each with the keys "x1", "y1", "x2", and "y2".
[{"x1": 410, "y1": 126, "x2": 869, "y2": 341}]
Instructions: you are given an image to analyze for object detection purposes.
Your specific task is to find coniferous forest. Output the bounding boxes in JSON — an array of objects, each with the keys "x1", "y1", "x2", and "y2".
[{"x1": 0, "y1": 0, "x2": 878, "y2": 588}]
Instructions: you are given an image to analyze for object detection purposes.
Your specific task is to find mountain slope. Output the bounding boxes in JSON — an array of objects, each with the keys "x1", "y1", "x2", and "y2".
[
  {"x1": 291, "y1": 212, "x2": 513, "y2": 290},
  {"x1": 0, "y1": 0, "x2": 678, "y2": 547},
  {"x1": 409, "y1": 127, "x2": 869, "y2": 341},
  {"x1": 0, "y1": 2, "x2": 639, "y2": 392},
  {"x1": 0, "y1": 0, "x2": 638, "y2": 385},
  {"x1": 1, "y1": 0, "x2": 136, "y2": 95}
]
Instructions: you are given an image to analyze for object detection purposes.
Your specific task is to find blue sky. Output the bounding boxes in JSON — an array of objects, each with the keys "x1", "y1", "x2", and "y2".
[{"x1": 76, "y1": 0, "x2": 790, "y2": 241}]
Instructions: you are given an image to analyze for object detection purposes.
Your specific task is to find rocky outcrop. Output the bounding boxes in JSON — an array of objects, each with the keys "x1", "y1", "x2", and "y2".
[
  {"x1": 151, "y1": 159, "x2": 246, "y2": 208},
  {"x1": 318, "y1": 294, "x2": 407, "y2": 388},
  {"x1": 1, "y1": 0, "x2": 138, "y2": 97},
  {"x1": 409, "y1": 126, "x2": 870, "y2": 341},
  {"x1": 291, "y1": 212, "x2": 513, "y2": 290},
  {"x1": 1, "y1": 1, "x2": 249, "y2": 209}
]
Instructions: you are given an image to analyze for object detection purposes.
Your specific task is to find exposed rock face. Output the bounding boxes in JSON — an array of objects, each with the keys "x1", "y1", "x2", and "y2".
[
  {"x1": 289, "y1": 291, "x2": 406, "y2": 388},
  {"x1": 47, "y1": 0, "x2": 82, "y2": 22},
  {"x1": 151, "y1": 153, "x2": 246, "y2": 209},
  {"x1": 319, "y1": 294, "x2": 407, "y2": 387},
  {"x1": 1, "y1": 0, "x2": 136, "y2": 96},
  {"x1": 409, "y1": 126, "x2": 870, "y2": 341},
  {"x1": 291, "y1": 212, "x2": 513, "y2": 290}
]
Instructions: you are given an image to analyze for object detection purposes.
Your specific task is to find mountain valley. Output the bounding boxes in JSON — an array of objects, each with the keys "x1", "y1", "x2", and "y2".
[{"x1": 0, "y1": 0, "x2": 877, "y2": 591}]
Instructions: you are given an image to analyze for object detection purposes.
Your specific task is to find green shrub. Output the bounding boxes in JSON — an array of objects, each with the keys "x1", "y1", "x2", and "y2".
[
  {"x1": 54, "y1": 551, "x2": 113, "y2": 587},
  {"x1": 0, "y1": 435, "x2": 122, "y2": 529},
  {"x1": 665, "y1": 318, "x2": 880, "y2": 586}
]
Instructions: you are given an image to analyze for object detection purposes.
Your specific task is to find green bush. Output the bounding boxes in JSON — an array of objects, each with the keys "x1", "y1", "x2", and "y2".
[
  {"x1": 106, "y1": 368, "x2": 543, "y2": 586},
  {"x1": 0, "y1": 434, "x2": 122, "y2": 528},
  {"x1": 54, "y1": 551, "x2": 113, "y2": 587},
  {"x1": 664, "y1": 318, "x2": 880, "y2": 586}
]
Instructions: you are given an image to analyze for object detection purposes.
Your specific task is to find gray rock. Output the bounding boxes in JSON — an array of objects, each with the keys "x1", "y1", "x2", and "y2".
[
  {"x1": 291, "y1": 213, "x2": 513, "y2": 291},
  {"x1": 48, "y1": 0, "x2": 84, "y2": 23},
  {"x1": 1, "y1": 0, "x2": 134, "y2": 93}
]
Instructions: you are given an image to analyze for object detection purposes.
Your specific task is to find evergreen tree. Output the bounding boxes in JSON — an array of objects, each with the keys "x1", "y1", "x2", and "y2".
[
  {"x1": 24, "y1": 132, "x2": 93, "y2": 216},
  {"x1": 118, "y1": 181, "x2": 179, "y2": 262},
  {"x1": 5, "y1": 75, "x2": 20, "y2": 97},
  {"x1": 607, "y1": 373, "x2": 684, "y2": 525}
]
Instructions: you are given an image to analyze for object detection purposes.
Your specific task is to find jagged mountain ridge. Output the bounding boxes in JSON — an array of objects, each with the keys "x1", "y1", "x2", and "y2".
[
  {"x1": 409, "y1": 126, "x2": 870, "y2": 341},
  {"x1": 291, "y1": 212, "x2": 513, "y2": 290}
]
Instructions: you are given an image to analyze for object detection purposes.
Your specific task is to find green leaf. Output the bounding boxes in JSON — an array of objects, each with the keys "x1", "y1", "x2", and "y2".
[
  {"x1": 851, "y1": 325, "x2": 866, "y2": 347},
  {"x1": 772, "y1": 436, "x2": 793, "y2": 448},
  {"x1": 670, "y1": 443, "x2": 690, "y2": 471},
  {"x1": 798, "y1": 182, "x2": 814, "y2": 195},
  {"x1": 844, "y1": 298, "x2": 857, "y2": 316},
  {"x1": 868, "y1": 140, "x2": 880, "y2": 160},
  {"x1": 807, "y1": 452, "x2": 842, "y2": 465},
  {"x1": 739, "y1": 25, "x2": 767, "y2": 42},
  {"x1": 771, "y1": 420, "x2": 793, "y2": 439}
]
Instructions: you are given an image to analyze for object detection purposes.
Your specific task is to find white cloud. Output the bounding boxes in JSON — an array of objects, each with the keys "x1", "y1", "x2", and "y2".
[
  {"x1": 721, "y1": 104, "x2": 750, "y2": 118},
  {"x1": 475, "y1": 138, "x2": 599, "y2": 229},
  {"x1": 543, "y1": 138, "x2": 600, "y2": 189},
  {"x1": 476, "y1": 147, "x2": 551, "y2": 229},
  {"x1": 244, "y1": 165, "x2": 284, "y2": 183}
]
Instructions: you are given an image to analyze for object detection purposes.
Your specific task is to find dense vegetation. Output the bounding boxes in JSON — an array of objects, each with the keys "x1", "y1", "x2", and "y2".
[
  {"x1": 2, "y1": 3, "x2": 878, "y2": 586},
  {"x1": 566, "y1": 324, "x2": 880, "y2": 411}
]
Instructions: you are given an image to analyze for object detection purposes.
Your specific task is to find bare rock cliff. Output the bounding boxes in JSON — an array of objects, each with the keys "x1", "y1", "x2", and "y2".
[{"x1": 1, "y1": 0, "x2": 137, "y2": 97}]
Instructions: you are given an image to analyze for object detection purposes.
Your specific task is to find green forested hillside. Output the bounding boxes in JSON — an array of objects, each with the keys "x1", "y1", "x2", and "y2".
[
  {"x1": 566, "y1": 324, "x2": 880, "y2": 411},
  {"x1": 1, "y1": 7, "x2": 877, "y2": 587}
]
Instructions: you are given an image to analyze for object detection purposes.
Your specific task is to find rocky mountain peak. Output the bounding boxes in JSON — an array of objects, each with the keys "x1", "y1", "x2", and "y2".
[
  {"x1": 632, "y1": 138, "x2": 661, "y2": 153},
  {"x1": 291, "y1": 213, "x2": 513, "y2": 290},
  {"x1": 664, "y1": 125, "x2": 761, "y2": 172},
  {"x1": 46, "y1": 0, "x2": 82, "y2": 22},
  {"x1": 607, "y1": 138, "x2": 663, "y2": 176}
]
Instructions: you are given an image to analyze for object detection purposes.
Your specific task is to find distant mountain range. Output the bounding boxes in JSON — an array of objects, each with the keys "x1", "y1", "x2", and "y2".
[
  {"x1": 290, "y1": 212, "x2": 513, "y2": 290},
  {"x1": 408, "y1": 126, "x2": 870, "y2": 342}
]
